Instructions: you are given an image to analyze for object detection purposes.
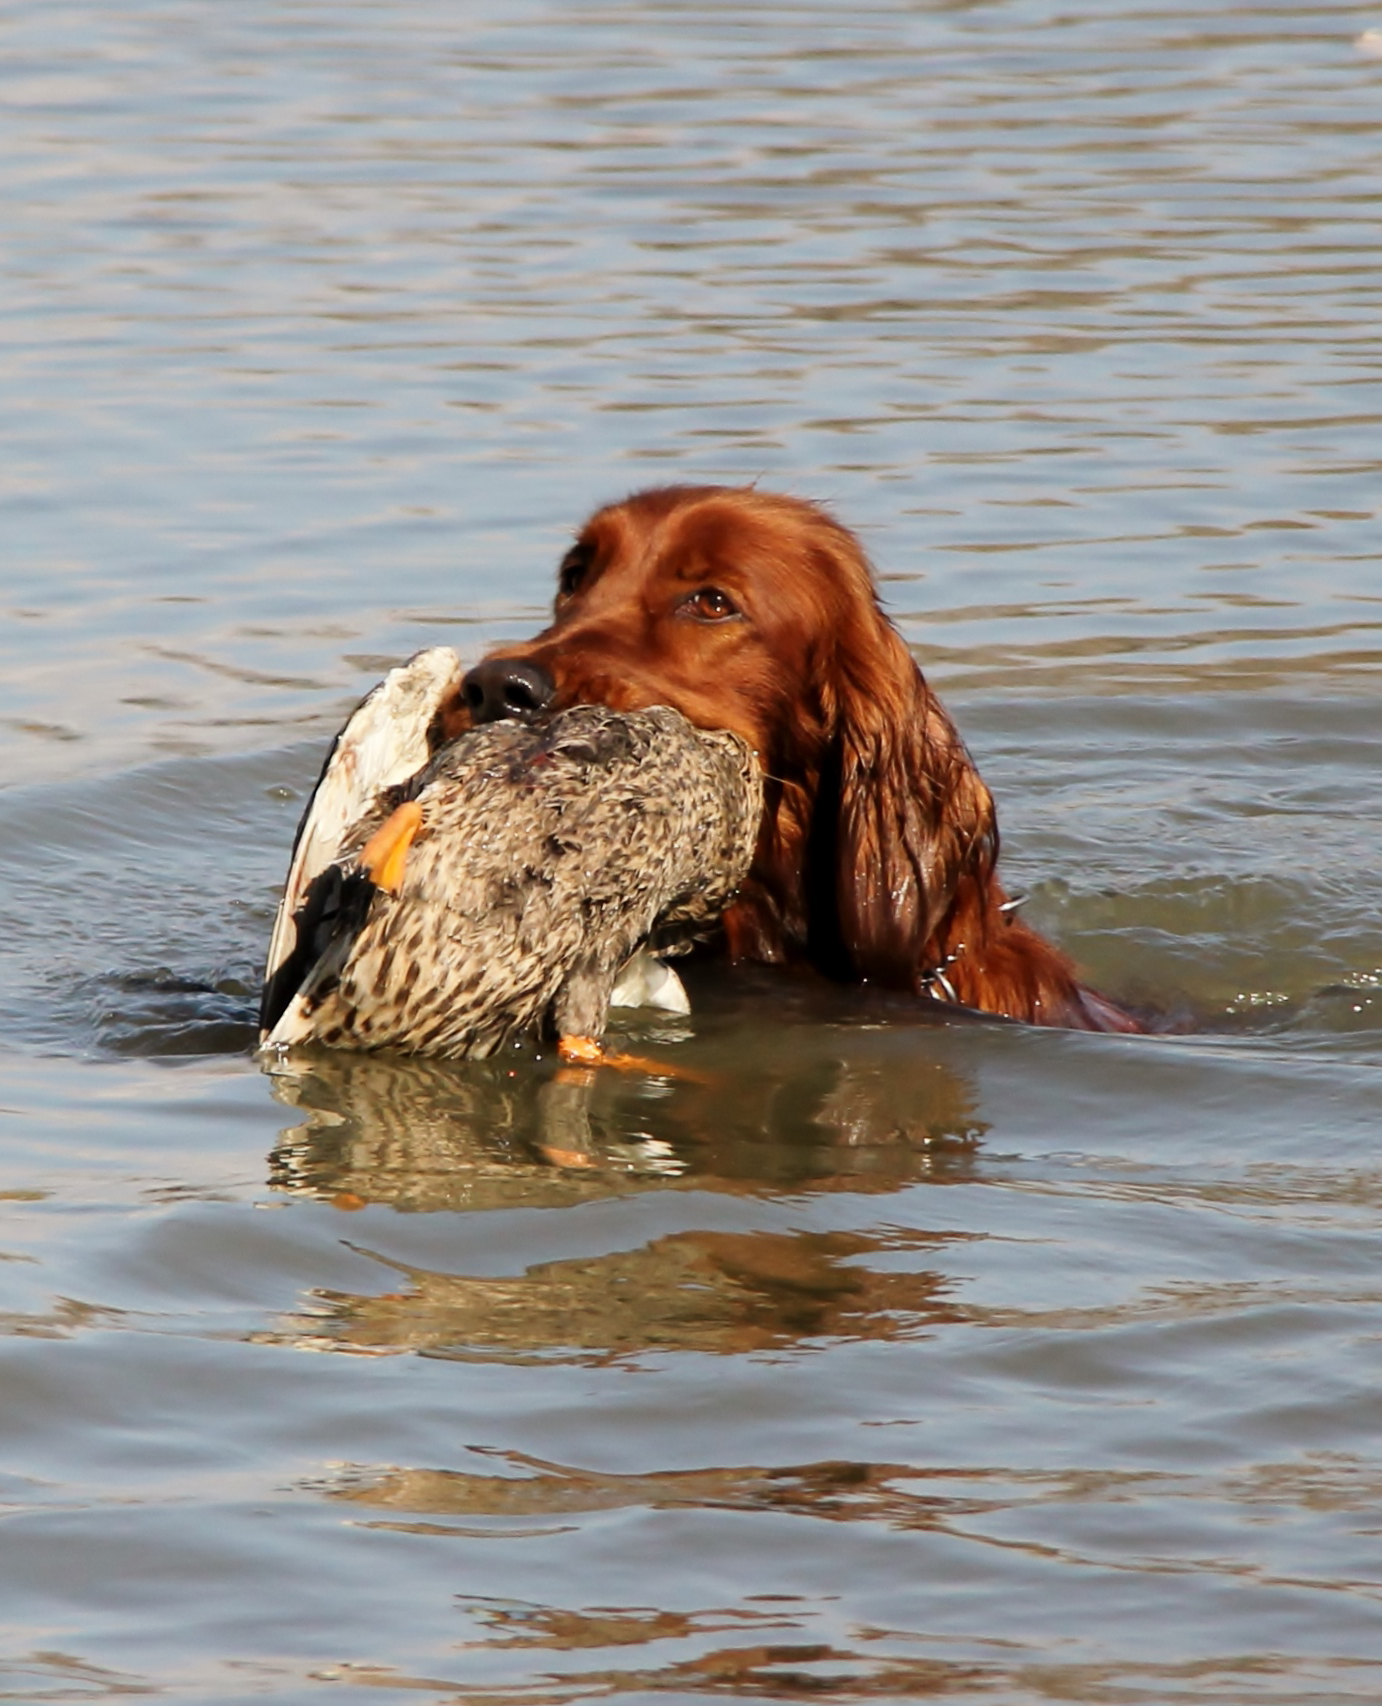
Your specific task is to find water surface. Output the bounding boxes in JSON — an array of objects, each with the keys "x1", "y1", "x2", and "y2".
[{"x1": 2, "y1": 1, "x2": 1381, "y2": 1700}]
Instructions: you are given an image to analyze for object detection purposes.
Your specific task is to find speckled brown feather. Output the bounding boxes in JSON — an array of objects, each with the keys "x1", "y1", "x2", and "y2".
[{"x1": 263, "y1": 704, "x2": 762, "y2": 1059}]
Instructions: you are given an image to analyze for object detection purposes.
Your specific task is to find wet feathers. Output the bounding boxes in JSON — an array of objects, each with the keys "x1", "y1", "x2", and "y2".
[{"x1": 260, "y1": 652, "x2": 762, "y2": 1058}]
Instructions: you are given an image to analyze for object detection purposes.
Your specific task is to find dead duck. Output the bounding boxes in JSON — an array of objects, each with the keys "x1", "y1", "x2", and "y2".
[{"x1": 259, "y1": 648, "x2": 762, "y2": 1062}]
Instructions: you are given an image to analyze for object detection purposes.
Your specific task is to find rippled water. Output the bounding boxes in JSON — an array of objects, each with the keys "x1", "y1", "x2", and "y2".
[{"x1": 3, "y1": 1, "x2": 1381, "y2": 1700}]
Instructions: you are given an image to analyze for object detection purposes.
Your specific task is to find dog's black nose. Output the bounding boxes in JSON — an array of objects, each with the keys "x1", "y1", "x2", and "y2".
[{"x1": 461, "y1": 657, "x2": 556, "y2": 724}]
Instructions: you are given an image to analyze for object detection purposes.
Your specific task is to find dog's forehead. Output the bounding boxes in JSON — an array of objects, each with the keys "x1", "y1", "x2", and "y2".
[
  {"x1": 656, "y1": 503, "x2": 759, "y2": 581},
  {"x1": 632, "y1": 499, "x2": 798, "y2": 579},
  {"x1": 566, "y1": 490, "x2": 872, "y2": 626},
  {"x1": 571, "y1": 499, "x2": 731, "y2": 580}
]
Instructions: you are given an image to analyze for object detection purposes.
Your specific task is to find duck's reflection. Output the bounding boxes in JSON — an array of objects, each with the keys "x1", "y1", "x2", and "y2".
[
  {"x1": 324, "y1": 1448, "x2": 960, "y2": 1528},
  {"x1": 263, "y1": 984, "x2": 985, "y2": 1361},
  {"x1": 282, "y1": 1223, "x2": 967, "y2": 1362},
  {"x1": 266, "y1": 990, "x2": 984, "y2": 1211}
]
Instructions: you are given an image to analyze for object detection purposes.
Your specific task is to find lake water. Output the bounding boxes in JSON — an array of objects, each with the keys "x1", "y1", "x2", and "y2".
[{"x1": 3, "y1": 1, "x2": 1381, "y2": 1700}]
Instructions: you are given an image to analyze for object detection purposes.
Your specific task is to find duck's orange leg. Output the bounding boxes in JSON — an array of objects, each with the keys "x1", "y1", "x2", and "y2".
[{"x1": 557, "y1": 1035, "x2": 709, "y2": 1084}]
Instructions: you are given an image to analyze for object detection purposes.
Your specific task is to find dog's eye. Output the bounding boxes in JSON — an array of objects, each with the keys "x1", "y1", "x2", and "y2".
[
  {"x1": 682, "y1": 587, "x2": 739, "y2": 622},
  {"x1": 557, "y1": 547, "x2": 590, "y2": 598}
]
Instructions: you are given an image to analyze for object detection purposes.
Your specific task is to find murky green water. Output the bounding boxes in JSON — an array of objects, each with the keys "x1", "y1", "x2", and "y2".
[{"x1": 2, "y1": 1, "x2": 1381, "y2": 1700}]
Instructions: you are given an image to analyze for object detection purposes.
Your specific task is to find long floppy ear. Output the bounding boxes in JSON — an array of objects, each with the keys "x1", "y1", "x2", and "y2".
[{"x1": 828, "y1": 623, "x2": 997, "y2": 990}]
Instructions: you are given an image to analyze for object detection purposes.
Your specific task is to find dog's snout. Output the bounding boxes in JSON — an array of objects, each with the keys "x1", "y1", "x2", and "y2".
[{"x1": 461, "y1": 657, "x2": 556, "y2": 724}]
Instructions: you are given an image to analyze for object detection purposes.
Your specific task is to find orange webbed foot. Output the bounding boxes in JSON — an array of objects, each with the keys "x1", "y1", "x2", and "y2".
[{"x1": 557, "y1": 1036, "x2": 710, "y2": 1083}]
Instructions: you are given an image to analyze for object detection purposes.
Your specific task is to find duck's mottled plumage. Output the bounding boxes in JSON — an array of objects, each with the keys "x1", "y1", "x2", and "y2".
[{"x1": 260, "y1": 650, "x2": 762, "y2": 1059}]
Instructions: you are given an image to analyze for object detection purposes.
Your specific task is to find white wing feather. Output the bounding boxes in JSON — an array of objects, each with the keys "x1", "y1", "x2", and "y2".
[
  {"x1": 261, "y1": 647, "x2": 463, "y2": 1001},
  {"x1": 609, "y1": 948, "x2": 691, "y2": 1015}
]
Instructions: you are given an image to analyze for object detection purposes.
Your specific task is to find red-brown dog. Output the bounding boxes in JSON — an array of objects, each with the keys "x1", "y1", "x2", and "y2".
[{"x1": 460, "y1": 485, "x2": 1138, "y2": 1032}]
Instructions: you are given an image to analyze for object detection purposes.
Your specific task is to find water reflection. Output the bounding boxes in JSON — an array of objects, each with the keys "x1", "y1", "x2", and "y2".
[
  {"x1": 325, "y1": 1450, "x2": 962, "y2": 1529},
  {"x1": 265, "y1": 983, "x2": 985, "y2": 1211},
  {"x1": 262, "y1": 992, "x2": 982, "y2": 1360},
  {"x1": 317, "y1": 1451, "x2": 1382, "y2": 1701},
  {"x1": 275, "y1": 1224, "x2": 964, "y2": 1363},
  {"x1": 320, "y1": 1636, "x2": 1359, "y2": 1706},
  {"x1": 327, "y1": 1640, "x2": 996, "y2": 1705}
]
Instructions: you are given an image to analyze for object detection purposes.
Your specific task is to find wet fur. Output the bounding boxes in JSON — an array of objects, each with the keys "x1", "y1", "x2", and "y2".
[{"x1": 477, "y1": 485, "x2": 1139, "y2": 1033}]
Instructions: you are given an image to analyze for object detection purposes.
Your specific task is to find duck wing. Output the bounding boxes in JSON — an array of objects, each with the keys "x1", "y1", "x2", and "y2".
[
  {"x1": 260, "y1": 646, "x2": 462, "y2": 1039},
  {"x1": 609, "y1": 946, "x2": 691, "y2": 1015}
]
